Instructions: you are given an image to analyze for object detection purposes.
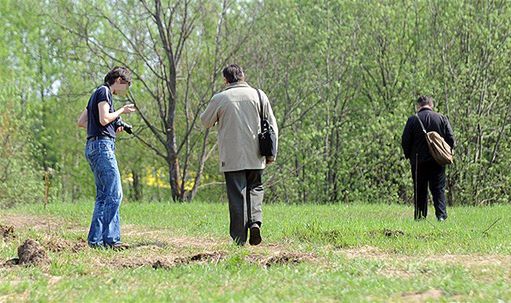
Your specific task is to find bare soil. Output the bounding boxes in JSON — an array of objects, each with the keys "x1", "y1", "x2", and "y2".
[
  {"x1": 399, "y1": 289, "x2": 444, "y2": 302},
  {"x1": 4, "y1": 213, "x2": 510, "y2": 272},
  {"x1": 342, "y1": 245, "x2": 511, "y2": 268},
  {"x1": 1, "y1": 224, "x2": 16, "y2": 241},
  {"x1": 44, "y1": 237, "x2": 88, "y2": 253},
  {"x1": 117, "y1": 251, "x2": 314, "y2": 270},
  {"x1": 1, "y1": 214, "x2": 317, "y2": 270}
]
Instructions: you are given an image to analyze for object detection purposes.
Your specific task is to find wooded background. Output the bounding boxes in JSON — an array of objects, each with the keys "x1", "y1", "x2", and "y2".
[{"x1": 1, "y1": 0, "x2": 510, "y2": 207}]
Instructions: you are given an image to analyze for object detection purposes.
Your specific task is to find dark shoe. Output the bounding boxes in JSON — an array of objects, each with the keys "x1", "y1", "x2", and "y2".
[
  {"x1": 88, "y1": 243, "x2": 105, "y2": 249},
  {"x1": 109, "y1": 242, "x2": 130, "y2": 251},
  {"x1": 249, "y1": 225, "x2": 262, "y2": 246}
]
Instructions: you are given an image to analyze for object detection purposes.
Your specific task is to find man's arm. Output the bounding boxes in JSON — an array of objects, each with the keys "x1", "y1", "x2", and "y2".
[
  {"x1": 401, "y1": 117, "x2": 413, "y2": 159},
  {"x1": 200, "y1": 96, "x2": 220, "y2": 128},
  {"x1": 98, "y1": 102, "x2": 136, "y2": 126},
  {"x1": 77, "y1": 109, "x2": 88, "y2": 128}
]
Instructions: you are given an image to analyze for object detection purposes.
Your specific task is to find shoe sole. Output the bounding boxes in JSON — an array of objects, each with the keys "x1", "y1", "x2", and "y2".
[
  {"x1": 109, "y1": 243, "x2": 130, "y2": 251},
  {"x1": 249, "y1": 227, "x2": 262, "y2": 246}
]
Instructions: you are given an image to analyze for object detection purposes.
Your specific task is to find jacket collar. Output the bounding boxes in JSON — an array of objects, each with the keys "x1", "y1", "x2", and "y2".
[
  {"x1": 418, "y1": 106, "x2": 432, "y2": 113},
  {"x1": 223, "y1": 81, "x2": 250, "y2": 91}
]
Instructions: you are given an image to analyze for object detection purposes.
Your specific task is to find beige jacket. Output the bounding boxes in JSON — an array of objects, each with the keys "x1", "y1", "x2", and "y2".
[{"x1": 201, "y1": 82, "x2": 279, "y2": 172}]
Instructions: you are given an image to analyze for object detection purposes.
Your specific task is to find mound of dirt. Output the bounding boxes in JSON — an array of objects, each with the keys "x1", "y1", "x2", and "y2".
[
  {"x1": 260, "y1": 253, "x2": 313, "y2": 268},
  {"x1": 1, "y1": 224, "x2": 16, "y2": 241},
  {"x1": 17, "y1": 239, "x2": 50, "y2": 266}
]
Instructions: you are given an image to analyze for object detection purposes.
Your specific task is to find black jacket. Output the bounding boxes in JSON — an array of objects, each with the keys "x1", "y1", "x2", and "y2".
[{"x1": 401, "y1": 108, "x2": 455, "y2": 163}]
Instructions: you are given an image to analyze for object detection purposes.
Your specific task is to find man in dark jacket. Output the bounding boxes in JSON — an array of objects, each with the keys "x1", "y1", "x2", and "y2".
[{"x1": 401, "y1": 96, "x2": 455, "y2": 221}]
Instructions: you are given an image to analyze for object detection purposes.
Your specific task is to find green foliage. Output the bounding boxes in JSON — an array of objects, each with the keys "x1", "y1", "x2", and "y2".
[
  {"x1": 1, "y1": 0, "x2": 510, "y2": 204},
  {"x1": 0, "y1": 84, "x2": 44, "y2": 207},
  {"x1": 239, "y1": 0, "x2": 511, "y2": 205}
]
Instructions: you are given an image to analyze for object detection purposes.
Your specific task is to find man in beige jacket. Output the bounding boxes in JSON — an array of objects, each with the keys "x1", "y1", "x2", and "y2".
[{"x1": 201, "y1": 64, "x2": 278, "y2": 246}]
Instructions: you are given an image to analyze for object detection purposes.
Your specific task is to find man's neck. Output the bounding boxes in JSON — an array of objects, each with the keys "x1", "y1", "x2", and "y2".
[{"x1": 418, "y1": 105, "x2": 432, "y2": 111}]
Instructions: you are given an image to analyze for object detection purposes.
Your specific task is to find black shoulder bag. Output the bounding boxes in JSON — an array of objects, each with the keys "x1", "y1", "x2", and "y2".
[{"x1": 256, "y1": 89, "x2": 277, "y2": 157}]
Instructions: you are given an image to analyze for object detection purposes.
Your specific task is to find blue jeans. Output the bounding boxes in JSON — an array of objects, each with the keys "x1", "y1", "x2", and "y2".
[{"x1": 85, "y1": 138, "x2": 123, "y2": 246}]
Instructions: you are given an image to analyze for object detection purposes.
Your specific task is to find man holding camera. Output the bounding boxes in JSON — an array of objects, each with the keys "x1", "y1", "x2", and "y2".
[
  {"x1": 77, "y1": 66, "x2": 135, "y2": 249},
  {"x1": 201, "y1": 64, "x2": 278, "y2": 246}
]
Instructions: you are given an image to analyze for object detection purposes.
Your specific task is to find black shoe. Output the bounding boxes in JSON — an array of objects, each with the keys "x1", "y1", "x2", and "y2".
[{"x1": 249, "y1": 225, "x2": 262, "y2": 246}]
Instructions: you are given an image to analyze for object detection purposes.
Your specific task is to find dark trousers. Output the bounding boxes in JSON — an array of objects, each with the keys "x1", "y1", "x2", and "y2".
[
  {"x1": 411, "y1": 160, "x2": 447, "y2": 220},
  {"x1": 224, "y1": 169, "x2": 264, "y2": 245}
]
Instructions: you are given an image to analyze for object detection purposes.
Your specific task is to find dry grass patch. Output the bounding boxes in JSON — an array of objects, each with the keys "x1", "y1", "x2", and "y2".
[
  {"x1": 1, "y1": 224, "x2": 16, "y2": 241},
  {"x1": 341, "y1": 245, "x2": 511, "y2": 269},
  {"x1": 398, "y1": 289, "x2": 444, "y2": 302}
]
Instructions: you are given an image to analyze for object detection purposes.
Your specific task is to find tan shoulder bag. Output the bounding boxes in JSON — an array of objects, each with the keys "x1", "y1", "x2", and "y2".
[{"x1": 415, "y1": 114, "x2": 453, "y2": 165}]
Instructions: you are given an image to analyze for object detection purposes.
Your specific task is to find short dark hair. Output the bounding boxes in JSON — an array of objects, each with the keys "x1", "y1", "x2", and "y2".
[
  {"x1": 104, "y1": 66, "x2": 132, "y2": 86},
  {"x1": 416, "y1": 95, "x2": 433, "y2": 106},
  {"x1": 222, "y1": 64, "x2": 245, "y2": 83}
]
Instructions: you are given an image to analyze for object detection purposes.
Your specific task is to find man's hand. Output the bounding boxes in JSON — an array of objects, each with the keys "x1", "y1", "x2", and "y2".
[
  {"x1": 116, "y1": 127, "x2": 124, "y2": 133},
  {"x1": 122, "y1": 104, "x2": 136, "y2": 114},
  {"x1": 266, "y1": 156, "x2": 275, "y2": 164}
]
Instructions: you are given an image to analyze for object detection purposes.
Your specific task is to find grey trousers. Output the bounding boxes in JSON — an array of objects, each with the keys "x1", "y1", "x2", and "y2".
[{"x1": 224, "y1": 169, "x2": 264, "y2": 245}]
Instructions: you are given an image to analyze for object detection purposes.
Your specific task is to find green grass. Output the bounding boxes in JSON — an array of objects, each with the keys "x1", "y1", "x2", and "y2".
[{"x1": 1, "y1": 201, "x2": 511, "y2": 302}]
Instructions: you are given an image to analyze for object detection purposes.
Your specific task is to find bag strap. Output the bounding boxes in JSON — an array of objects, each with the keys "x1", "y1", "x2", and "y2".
[
  {"x1": 414, "y1": 113, "x2": 427, "y2": 134},
  {"x1": 256, "y1": 89, "x2": 264, "y2": 120},
  {"x1": 255, "y1": 89, "x2": 267, "y2": 133}
]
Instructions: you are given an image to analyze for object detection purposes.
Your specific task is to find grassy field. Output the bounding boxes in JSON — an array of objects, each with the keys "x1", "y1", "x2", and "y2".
[{"x1": 1, "y1": 201, "x2": 510, "y2": 302}]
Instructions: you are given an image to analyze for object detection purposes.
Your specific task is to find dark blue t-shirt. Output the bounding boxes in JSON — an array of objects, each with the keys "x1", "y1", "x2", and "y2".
[{"x1": 86, "y1": 85, "x2": 117, "y2": 139}]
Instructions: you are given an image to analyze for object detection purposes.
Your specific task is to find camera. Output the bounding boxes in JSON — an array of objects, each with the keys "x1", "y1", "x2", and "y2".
[{"x1": 114, "y1": 119, "x2": 133, "y2": 134}]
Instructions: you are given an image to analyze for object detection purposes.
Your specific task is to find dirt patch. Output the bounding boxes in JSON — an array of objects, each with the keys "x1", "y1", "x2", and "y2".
[
  {"x1": 383, "y1": 229, "x2": 405, "y2": 237},
  {"x1": 17, "y1": 239, "x2": 50, "y2": 266},
  {"x1": 261, "y1": 253, "x2": 313, "y2": 268},
  {"x1": 165, "y1": 236, "x2": 225, "y2": 250},
  {"x1": 118, "y1": 251, "x2": 315, "y2": 270},
  {"x1": 1, "y1": 224, "x2": 16, "y2": 241},
  {"x1": 341, "y1": 246, "x2": 511, "y2": 268},
  {"x1": 119, "y1": 251, "x2": 227, "y2": 270},
  {"x1": 45, "y1": 237, "x2": 88, "y2": 253},
  {"x1": 343, "y1": 246, "x2": 386, "y2": 259},
  {"x1": 0, "y1": 214, "x2": 65, "y2": 231},
  {"x1": 130, "y1": 240, "x2": 168, "y2": 250},
  {"x1": 244, "y1": 252, "x2": 316, "y2": 268},
  {"x1": 368, "y1": 229, "x2": 405, "y2": 238},
  {"x1": 400, "y1": 289, "x2": 443, "y2": 302},
  {"x1": 378, "y1": 267, "x2": 414, "y2": 279},
  {"x1": 175, "y1": 252, "x2": 226, "y2": 264},
  {"x1": 150, "y1": 259, "x2": 173, "y2": 269},
  {"x1": 122, "y1": 224, "x2": 226, "y2": 250},
  {"x1": 423, "y1": 254, "x2": 511, "y2": 267},
  {"x1": 1, "y1": 214, "x2": 223, "y2": 251}
]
